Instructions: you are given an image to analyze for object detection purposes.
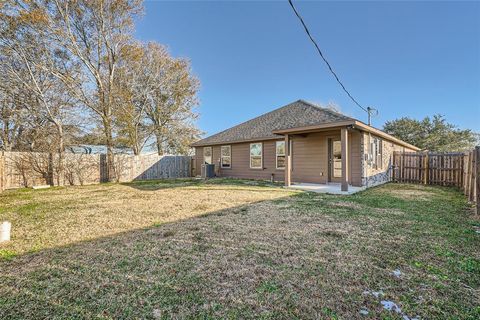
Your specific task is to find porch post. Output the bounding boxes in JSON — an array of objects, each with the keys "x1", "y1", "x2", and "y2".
[
  {"x1": 285, "y1": 134, "x2": 291, "y2": 187},
  {"x1": 341, "y1": 128, "x2": 349, "y2": 191}
]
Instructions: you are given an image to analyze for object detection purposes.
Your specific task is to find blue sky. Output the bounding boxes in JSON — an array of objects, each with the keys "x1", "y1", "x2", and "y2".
[{"x1": 136, "y1": 0, "x2": 480, "y2": 136}]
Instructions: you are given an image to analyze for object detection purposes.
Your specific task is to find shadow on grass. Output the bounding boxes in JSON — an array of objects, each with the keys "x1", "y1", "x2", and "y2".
[
  {"x1": 1, "y1": 183, "x2": 478, "y2": 319},
  {"x1": 0, "y1": 195, "x2": 296, "y2": 319}
]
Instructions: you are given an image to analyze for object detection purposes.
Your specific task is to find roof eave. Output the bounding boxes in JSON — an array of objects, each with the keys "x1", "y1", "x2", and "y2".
[
  {"x1": 352, "y1": 121, "x2": 421, "y2": 151},
  {"x1": 190, "y1": 135, "x2": 283, "y2": 147},
  {"x1": 271, "y1": 120, "x2": 356, "y2": 135},
  {"x1": 271, "y1": 120, "x2": 419, "y2": 151}
]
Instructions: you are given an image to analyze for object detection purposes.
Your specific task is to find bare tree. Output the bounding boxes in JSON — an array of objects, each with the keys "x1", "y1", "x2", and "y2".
[
  {"x1": 138, "y1": 43, "x2": 201, "y2": 155},
  {"x1": 1, "y1": 0, "x2": 199, "y2": 172},
  {"x1": 112, "y1": 42, "x2": 153, "y2": 155},
  {"x1": 48, "y1": 0, "x2": 143, "y2": 180},
  {"x1": 112, "y1": 42, "x2": 201, "y2": 156},
  {"x1": 2, "y1": 0, "x2": 144, "y2": 181},
  {"x1": 0, "y1": 70, "x2": 26, "y2": 151},
  {"x1": 0, "y1": 4, "x2": 79, "y2": 184}
]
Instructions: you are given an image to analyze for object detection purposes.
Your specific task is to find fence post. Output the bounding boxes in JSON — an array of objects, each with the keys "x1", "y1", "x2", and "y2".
[
  {"x1": 47, "y1": 152, "x2": 54, "y2": 186},
  {"x1": 0, "y1": 151, "x2": 4, "y2": 192},
  {"x1": 476, "y1": 146, "x2": 479, "y2": 216},
  {"x1": 99, "y1": 154, "x2": 107, "y2": 183},
  {"x1": 423, "y1": 153, "x2": 429, "y2": 185},
  {"x1": 470, "y1": 151, "x2": 476, "y2": 202}
]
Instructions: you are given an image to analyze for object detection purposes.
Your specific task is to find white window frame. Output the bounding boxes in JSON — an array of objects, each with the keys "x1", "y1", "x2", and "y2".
[
  {"x1": 249, "y1": 142, "x2": 263, "y2": 169},
  {"x1": 369, "y1": 137, "x2": 383, "y2": 169},
  {"x1": 276, "y1": 141, "x2": 286, "y2": 170},
  {"x1": 220, "y1": 145, "x2": 231, "y2": 169},
  {"x1": 203, "y1": 146, "x2": 212, "y2": 164},
  {"x1": 377, "y1": 139, "x2": 383, "y2": 169}
]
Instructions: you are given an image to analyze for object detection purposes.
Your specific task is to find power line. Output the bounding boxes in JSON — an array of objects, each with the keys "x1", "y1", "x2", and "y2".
[{"x1": 287, "y1": 0, "x2": 369, "y2": 114}]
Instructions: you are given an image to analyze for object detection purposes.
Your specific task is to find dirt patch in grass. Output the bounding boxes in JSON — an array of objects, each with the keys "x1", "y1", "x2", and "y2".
[
  {"x1": 391, "y1": 189, "x2": 436, "y2": 200},
  {"x1": 372, "y1": 183, "x2": 438, "y2": 201},
  {"x1": 0, "y1": 182, "x2": 478, "y2": 319}
]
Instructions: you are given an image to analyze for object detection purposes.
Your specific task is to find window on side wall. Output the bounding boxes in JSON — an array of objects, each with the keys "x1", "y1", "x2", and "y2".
[
  {"x1": 250, "y1": 143, "x2": 262, "y2": 169},
  {"x1": 369, "y1": 137, "x2": 383, "y2": 169},
  {"x1": 221, "y1": 145, "x2": 231, "y2": 168},
  {"x1": 276, "y1": 141, "x2": 286, "y2": 169},
  {"x1": 203, "y1": 146, "x2": 212, "y2": 164},
  {"x1": 377, "y1": 139, "x2": 383, "y2": 169}
]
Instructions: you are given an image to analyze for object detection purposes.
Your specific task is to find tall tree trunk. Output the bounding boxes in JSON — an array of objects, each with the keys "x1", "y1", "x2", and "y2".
[
  {"x1": 103, "y1": 117, "x2": 115, "y2": 182},
  {"x1": 155, "y1": 129, "x2": 164, "y2": 156},
  {"x1": 1, "y1": 120, "x2": 12, "y2": 151},
  {"x1": 55, "y1": 123, "x2": 64, "y2": 186},
  {"x1": 133, "y1": 144, "x2": 140, "y2": 156},
  {"x1": 132, "y1": 128, "x2": 140, "y2": 155},
  {"x1": 47, "y1": 152, "x2": 54, "y2": 186}
]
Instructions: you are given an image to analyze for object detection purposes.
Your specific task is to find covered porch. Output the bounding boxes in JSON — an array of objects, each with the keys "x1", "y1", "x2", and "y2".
[{"x1": 274, "y1": 123, "x2": 360, "y2": 192}]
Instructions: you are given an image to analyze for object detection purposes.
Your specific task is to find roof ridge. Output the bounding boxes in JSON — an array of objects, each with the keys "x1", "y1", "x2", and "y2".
[
  {"x1": 191, "y1": 99, "x2": 356, "y2": 147},
  {"x1": 194, "y1": 100, "x2": 302, "y2": 142},
  {"x1": 298, "y1": 99, "x2": 356, "y2": 121}
]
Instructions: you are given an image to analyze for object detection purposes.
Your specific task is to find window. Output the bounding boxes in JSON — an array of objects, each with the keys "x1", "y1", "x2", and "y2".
[
  {"x1": 276, "y1": 141, "x2": 286, "y2": 169},
  {"x1": 332, "y1": 140, "x2": 342, "y2": 178},
  {"x1": 369, "y1": 137, "x2": 383, "y2": 169},
  {"x1": 203, "y1": 147, "x2": 212, "y2": 164},
  {"x1": 221, "y1": 145, "x2": 231, "y2": 168},
  {"x1": 250, "y1": 143, "x2": 262, "y2": 169}
]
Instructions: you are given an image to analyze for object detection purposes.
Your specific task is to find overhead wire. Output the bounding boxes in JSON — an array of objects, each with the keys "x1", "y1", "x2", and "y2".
[{"x1": 287, "y1": 0, "x2": 371, "y2": 115}]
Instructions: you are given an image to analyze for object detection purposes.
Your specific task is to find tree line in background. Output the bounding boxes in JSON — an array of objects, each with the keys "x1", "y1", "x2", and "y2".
[
  {"x1": 0, "y1": 0, "x2": 200, "y2": 182},
  {"x1": 383, "y1": 115, "x2": 478, "y2": 152}
]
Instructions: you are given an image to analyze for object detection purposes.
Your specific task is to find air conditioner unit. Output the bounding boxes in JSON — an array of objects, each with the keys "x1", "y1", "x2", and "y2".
[{"x1": 201, "y1": 164, "x2": 215, "y2": 179}]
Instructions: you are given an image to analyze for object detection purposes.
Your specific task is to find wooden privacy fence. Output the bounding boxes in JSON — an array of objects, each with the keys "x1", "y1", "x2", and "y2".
[
  {"x1": 0, "y1": 154, "x2": 4, "y2": 192},
  {"x1": 393, "y1": 152, "x2": 465, "y2": 186},
  {"x1": 0, "y1": 151, "x2": 192, "y2": 192},
  {"x1": 393, "y1": 147, "x2": 480, "y2": 215}
]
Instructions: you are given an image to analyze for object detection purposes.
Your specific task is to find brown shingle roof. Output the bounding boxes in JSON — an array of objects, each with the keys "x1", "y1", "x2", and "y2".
[{"x1": 191, "y1": 100, "x2": 355, "y2": 147}]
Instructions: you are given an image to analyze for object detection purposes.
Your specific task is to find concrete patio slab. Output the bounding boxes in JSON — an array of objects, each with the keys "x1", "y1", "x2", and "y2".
[{"x1": 287, "y1": 183, "x2": 365, "y2": 195}]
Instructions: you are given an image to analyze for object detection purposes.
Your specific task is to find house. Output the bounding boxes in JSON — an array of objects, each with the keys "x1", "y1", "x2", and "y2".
[{"x1": 191, "y1": 100, "x2": 419, "y2": 191}]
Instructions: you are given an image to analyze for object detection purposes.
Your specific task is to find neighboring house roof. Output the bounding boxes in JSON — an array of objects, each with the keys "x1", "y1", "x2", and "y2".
[
  {"x1": 191, "y1": 100, "x2": 354, "y2": 147},
  {"x1": 191, "y1": 99, "x2": 420, "y2": 151},
  {"x1": 66, "y1": 145, "x2": 134, "y2": 155}
]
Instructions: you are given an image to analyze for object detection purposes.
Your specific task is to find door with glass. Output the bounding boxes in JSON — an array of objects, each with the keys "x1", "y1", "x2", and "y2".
[{"x1": 328, "y1": 139, "x2": 342, "y2": 182}]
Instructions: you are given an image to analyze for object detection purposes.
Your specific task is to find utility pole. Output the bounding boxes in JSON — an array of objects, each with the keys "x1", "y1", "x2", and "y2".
[{"x1": 367, "y1": 107, "x2": 378, "y2": 126}]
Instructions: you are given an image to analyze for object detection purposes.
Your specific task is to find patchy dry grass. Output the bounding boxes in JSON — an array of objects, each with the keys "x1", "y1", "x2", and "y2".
[
  {"x1": 0, "y1": 181, "x2": 479, "y2": 319},
  {"x1": 0, "y1": 178, "x2": 289, "y2": 255}
]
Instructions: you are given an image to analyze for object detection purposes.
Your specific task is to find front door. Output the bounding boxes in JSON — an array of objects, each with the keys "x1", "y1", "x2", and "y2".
[{"x1": 328, "y1": 139, "x2": 342, "y2": 182}]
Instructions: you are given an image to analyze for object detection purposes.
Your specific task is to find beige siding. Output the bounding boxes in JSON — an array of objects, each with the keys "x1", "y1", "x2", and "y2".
[
  {"x1": 219, "y1": 140, "x2": 285, "y2": 181},
  {"x1": 195, "y1": 141, "x2": 285, "y2": 181},
  {"x1": 289, "y1": 130, "x2": 362, "y2": 186},
  {"x1": 291, "y1": 132, "x2": 330, "y2": 184},
  {"x1": 194, "y1": 128, "x2": 414, "y2": 187},
  {"x1": 361, "y1": 132, "x2": 417, "y2": 185},
  {"x1": 194, "y1": 129, "x2": 363, "y2": 185},
  {"x1": 195, "y1": 147, "x2": 203, "y2": 176},
  {"x1": 349, "y1": 131, "x2": 363, "y2": 187}
]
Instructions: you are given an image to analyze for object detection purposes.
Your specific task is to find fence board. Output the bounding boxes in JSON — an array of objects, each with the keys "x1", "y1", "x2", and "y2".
[
  {"x1": 0, "y1": 152, "x2": 4, "y2": 192},
  {"x1": 0, "y1": 151, "x2": 192, "y2": 191},
  {"x1": 394, "y1": 149, "x2": 479, "y2": 215},
  {"x1": 475, "y1": 147, "x2": 480, "y2": 215}
]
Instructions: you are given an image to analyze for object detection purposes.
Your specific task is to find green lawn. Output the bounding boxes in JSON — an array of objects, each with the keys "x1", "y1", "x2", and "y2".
[{"x1": 0, "y1": 180, "x2": 479, "y2": 319}]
